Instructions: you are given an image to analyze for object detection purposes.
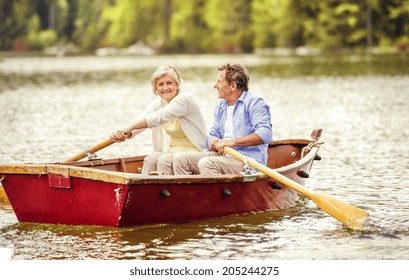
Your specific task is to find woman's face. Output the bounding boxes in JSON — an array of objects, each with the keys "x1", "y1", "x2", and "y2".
[{"x1": 156, "y1": 73, "x2": 178, "y2": 103}]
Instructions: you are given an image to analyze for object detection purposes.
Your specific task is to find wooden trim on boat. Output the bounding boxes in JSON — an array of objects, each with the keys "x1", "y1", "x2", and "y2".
[
  {"x1": 0, "y1": 163, "x2": 268, "y2": 185},
  {"x1": 0, "y1": 138, "x2": 317, "y2": 185},
  {"x1": 268, "y1": 139, "x2": 311, "y2": 146}
]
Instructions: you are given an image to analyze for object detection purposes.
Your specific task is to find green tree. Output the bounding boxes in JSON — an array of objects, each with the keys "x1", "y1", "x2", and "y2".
[
  {"x1": 169, "y1": 0, "x2": 208, "y2": 53},
  {"x1": 373, "y1": 0, "x2": 409, "y2": 46},
  {"x1": 27, "y1": 0, "x2": 68, "y2": 49},
  {"x1": 72, "y1": 0, "x2": 108, "y2": 50},
  {"x1": 0, "y1": 0, "x2": 408, "y2": 52},
  {"x1": 99, "y1": 0, "x2": 168, "y2": 50},
  {"x1": 251, "y1": 0, "x2": 278, "y2": 49},
  {"x1": 0, "y1": 0, "x2": 35, "y2": 50},
  {"x1": 0, "y1": 0, "x2": 70, "y2": 50},
  {"x1": 302, "y1": 1, "x2": 365, "y2": 48},
  {"x1": 252, "y1": 0, "x2": 318, "y2": 49},
  {"x1": 204, "y1": 0, "x2": 254, "y2": 53}
]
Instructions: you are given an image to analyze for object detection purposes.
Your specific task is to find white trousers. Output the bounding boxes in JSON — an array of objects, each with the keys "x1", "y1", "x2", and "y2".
[
  {"x1": 141, "y1": 152, "x2": 175, "y2": 175},
  {"x1": 173, "y1": 151, "x2": 245, "y2": 175}
]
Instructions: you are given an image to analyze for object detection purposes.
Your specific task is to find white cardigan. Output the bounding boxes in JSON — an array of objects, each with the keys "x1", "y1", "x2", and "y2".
[{"x1": 129, "y1": 91, "x2": 208, "y2": 152}]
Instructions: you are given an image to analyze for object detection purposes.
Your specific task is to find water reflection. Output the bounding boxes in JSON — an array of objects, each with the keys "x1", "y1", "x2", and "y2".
[{"x1": 2, "y1": 207, "x2": 301, "y2": 260}]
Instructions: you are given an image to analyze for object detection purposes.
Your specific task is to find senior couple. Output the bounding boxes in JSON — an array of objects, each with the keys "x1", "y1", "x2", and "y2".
[{"x1": 110, "y1": 63, "x2": 273, "y2": 176}]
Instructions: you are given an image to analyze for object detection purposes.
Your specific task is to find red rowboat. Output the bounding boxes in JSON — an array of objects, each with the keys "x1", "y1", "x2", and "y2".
[{"x1": 0, "y1": 129, "x2": 323, "y2": 227}]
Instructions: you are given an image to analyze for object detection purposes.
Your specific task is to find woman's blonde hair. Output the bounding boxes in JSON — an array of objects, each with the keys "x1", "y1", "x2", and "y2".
[{"x1": 150, "y1": 64, "x2": 183, "y2": 94}]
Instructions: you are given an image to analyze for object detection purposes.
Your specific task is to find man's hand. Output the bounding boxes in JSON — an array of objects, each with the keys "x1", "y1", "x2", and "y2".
[{"x1": 214, "y1": 139, "x2": 235, "y2": 154}]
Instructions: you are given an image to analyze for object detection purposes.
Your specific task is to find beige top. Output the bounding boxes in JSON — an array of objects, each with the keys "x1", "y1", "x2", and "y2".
[
  {"x1": 128, "y1": 90, "x2": 207, "y2": 152},
  {"x1": 163, "y1": 118, "x2": 198, "y2": 152}
]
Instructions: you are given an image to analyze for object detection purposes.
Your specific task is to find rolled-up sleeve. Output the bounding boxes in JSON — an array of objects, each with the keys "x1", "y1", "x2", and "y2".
[
  {"x1": 251, "y1": 99, "x2": 273, "y2": 144},
  {"x1": 145, "y1": 95, "x2": 188, "y2": 128}
]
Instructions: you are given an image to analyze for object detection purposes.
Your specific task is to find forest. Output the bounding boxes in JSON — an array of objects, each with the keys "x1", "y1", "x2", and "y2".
[{"x1": 0, "y1": 0, "x2": 408, "y2": 54}]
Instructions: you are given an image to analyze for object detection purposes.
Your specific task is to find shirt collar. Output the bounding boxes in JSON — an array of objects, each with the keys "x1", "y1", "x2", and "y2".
[{"x1": 220, "y1": 91, "x2": 247, "y2": 109}]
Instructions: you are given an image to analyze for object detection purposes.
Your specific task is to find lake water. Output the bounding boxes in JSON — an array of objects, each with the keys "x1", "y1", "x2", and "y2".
[{"x1": 1, "y1": 53, "x2": 409, "y2": 267}]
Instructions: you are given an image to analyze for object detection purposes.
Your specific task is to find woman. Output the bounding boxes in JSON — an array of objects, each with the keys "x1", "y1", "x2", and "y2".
[{"x1": 110, "y1": 64, "x2": 207, "y2": 175}]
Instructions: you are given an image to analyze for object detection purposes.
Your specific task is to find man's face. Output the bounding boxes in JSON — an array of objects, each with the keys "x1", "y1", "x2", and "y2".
[{"x1": 214, "y1": 70, "x2": 231, "y2": 100}]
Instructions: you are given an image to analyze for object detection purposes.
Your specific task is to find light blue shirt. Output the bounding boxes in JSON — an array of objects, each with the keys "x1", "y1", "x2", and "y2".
[{"x1": 207, "y1": 91, "x2": 273, "y2": 165}]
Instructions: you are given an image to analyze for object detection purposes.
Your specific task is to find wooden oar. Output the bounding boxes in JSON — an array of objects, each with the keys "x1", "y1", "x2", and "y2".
[
  {"x1": 224, "y1": 146, "x2": 369, "y2": 229},
  {"x1": 65, "y1": 138, "x2": 115, "y2": 162},
  {"x1": 0, "y1": 185, "x2": 9, "y2": 203}
]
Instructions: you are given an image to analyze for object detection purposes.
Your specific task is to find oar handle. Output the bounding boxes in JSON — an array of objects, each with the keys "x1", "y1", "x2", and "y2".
[{"x1": 64, "y1": 138, "x2": 115, "y2": 162}]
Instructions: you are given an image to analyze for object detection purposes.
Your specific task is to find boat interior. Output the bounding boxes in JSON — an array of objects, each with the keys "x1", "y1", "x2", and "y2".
[{"x1": 61, "y1": 138, "x2": 316, "y2": 174}]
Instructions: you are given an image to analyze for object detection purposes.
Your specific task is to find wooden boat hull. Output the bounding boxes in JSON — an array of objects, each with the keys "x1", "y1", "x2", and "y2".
[{"x1": 0, "y1": 129, "x2": 323, "y2": 227}]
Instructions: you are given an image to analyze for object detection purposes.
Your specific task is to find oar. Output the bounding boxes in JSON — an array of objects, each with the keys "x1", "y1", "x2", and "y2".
[
  {"x1": 224, "y1": 146, "x2": 369, "y2": 229},
  {"x1": 64, "y1": 138, "x2": 115, "y2": 162}
]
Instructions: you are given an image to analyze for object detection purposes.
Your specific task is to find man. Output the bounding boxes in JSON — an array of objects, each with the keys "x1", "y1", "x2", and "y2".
[{"x1": 173, "y1": 63, "x2": 273, "y2": 175}]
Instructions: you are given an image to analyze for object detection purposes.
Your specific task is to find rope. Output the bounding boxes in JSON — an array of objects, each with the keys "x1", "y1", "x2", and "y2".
[{"x1": 301, "y1": 141, "x2": 324, "y2": 158}]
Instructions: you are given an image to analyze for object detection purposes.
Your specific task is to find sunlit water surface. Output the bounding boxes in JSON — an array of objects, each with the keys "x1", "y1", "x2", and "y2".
[{"x1": 0, "y1": 54, "x2": 408, "y2": 260}]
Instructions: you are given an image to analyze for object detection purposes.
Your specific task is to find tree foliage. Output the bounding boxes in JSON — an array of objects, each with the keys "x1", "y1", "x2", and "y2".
[
  {"x1": 0, "y1": 0, "x2": 408, "y2": 53},
  {"x1": 169, "y1": 0, "x2": 208, "y2": 53}
]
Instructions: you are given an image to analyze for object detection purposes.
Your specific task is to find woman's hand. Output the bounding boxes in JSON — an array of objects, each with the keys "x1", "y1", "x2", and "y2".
[{"x1": 110, "y1": 130, "x2": 130, "y2": 142}]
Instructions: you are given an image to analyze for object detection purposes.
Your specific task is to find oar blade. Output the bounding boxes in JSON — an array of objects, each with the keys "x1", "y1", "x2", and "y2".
[{"x1": 311, "y1": 192, "x2": 369, "y2": 229}]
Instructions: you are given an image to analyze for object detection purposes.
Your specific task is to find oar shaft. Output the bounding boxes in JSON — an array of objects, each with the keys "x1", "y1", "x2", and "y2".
[
  {"x1": 224, "y1": 147, "x2": 312, "y2": 197},
  {"x1": 65, "y1": 139, "x2": 115, "y2": 162}
]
